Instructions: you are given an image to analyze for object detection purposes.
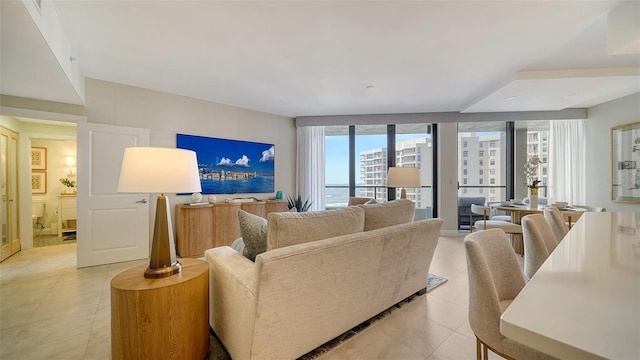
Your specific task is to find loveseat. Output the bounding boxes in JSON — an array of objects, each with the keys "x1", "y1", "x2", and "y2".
[{"x1": 204, "y1": 199, "x2": 443, "y2": 360}]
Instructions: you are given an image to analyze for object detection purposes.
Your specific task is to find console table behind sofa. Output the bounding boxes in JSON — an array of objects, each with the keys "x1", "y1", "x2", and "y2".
[{"x1": 176, "y1": 200, "x2": 288, "y2": 257}]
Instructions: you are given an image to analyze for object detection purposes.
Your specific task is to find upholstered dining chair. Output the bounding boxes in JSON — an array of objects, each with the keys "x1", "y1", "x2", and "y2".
[
  {"x1": 543, "y1": 207, "x2": 568, "y2": 243},
  {"x1": 464, "y1": 229, "x2": 556, "y2": 360},
  {"x1": 470, "y1": 204, "x2": 522, "y2": 236},
  {"x1": 521, "y1": 214, "x2": 558, "y2": 280}
]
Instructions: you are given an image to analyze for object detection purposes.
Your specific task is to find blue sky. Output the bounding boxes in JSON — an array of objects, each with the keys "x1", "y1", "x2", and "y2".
[
  {"x1": 177, "y1": 134, "x2": 274, "y2": 175},
  {"x1": 325, "y1": 134, "x2": 428, "y2": 184}
]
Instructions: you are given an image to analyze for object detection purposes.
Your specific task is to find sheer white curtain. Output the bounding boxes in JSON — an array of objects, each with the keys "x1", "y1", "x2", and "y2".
[
  {"x1": 549, "y1": 119, "x2": 586, "y2": 205},
  {"x1": 296, "y1": 126, "x2": 325, "y2": 211}
]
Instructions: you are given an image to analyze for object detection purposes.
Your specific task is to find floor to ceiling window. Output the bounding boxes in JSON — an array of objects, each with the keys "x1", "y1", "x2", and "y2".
[
  {"x1": 355, "y1": 125, "x2": 388, "y2": 201},
  {"x1": 325, "y1": 126, "x2": 350, "y2": 208},
  {"x1": 457, "y1": 121, "x2": 507, "y2": 203},
  {"x1": 324, "y1": 124, "x2": 434, "y2": 212},
  {"x1": 515, "y1": 120, "x2": 550, "y2": 200},
  {"x1": 396, "y1": 124, "x2": 433, "y2": 219}
]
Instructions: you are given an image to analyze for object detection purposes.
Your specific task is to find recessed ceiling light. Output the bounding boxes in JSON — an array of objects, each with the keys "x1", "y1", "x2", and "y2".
[{"x1": 506, "y1": 96, "x2": 518, "y2": 100}]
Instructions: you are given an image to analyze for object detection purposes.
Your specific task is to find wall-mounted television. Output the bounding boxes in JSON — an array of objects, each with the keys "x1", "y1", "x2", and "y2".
[{"x1": 176, "y1": 133, "x2": 275, "y2": 194}]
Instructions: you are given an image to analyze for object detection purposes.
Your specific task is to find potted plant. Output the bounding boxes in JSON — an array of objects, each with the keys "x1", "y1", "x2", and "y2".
[
  {"x1": 287, "y1": 194, "x2": 313, "y2": 212},
  {"x1": 59, "y1": 177, "x2": 76, "y2": 194}
]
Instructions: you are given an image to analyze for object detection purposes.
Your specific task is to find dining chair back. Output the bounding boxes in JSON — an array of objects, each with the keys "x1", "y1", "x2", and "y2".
[
  {"x1": 470, "y1": 204, "x2": 522, "y2": 235},
  {"x1": 521, "y1": 214, "x2": 558, "y2": 280},
  {"x1": 543, "y1": 207, "x2": 568, "y2": 243},
  {"x1": 464, "y1": 229, "x2": 555, "y2": 360}
]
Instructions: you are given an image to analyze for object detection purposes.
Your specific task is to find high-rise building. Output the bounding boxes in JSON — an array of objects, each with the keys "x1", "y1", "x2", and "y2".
[{"x1": 358, "y1": 137, "x2": 432, "y2": 209}]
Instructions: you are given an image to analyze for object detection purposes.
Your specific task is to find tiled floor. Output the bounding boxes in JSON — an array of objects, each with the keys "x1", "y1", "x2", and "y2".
[{"x1": 0, "y1": 235, "x2": 504, "y2": 360}]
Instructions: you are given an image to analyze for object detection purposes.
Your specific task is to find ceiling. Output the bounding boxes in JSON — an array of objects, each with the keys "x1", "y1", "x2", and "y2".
[{"x1": 2, "y1": 0, "x2": 639, "y2": 118}]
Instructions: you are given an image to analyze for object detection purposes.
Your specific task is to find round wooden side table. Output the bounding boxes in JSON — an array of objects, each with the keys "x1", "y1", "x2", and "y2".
[{"x1": 110, "y1": 258, "x2": 209, "y2": 360}]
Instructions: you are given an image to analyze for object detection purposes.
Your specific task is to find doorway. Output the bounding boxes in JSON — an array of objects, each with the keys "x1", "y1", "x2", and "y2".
[
  {"x1": 31, "y1": 137, "x2": 77, "y2": 248},
  {"x1": 1, "y1": 126, "x2": 20, "y2": 261}
]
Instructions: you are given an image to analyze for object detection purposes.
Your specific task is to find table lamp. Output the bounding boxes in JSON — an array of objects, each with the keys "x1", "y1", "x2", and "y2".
[
  {"x1": 387, "y1": 167, "x2": 420, "y2": 199},
  {"x1": 117, "y1": 147, "x2": 201, "y2": 278}
]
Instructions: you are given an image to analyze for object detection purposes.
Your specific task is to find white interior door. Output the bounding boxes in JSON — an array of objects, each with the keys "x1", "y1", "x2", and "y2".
[{"x1": 77, "y1": 123, "x2": 150, "y2": 268}]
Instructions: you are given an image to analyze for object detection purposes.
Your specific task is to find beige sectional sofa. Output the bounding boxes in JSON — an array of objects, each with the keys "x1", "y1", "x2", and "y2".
[{"x1": 204, "y1": 199, "x2": 443, "y2": 360}]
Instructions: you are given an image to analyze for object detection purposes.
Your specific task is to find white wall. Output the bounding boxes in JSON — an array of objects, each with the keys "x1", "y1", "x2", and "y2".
[
  {"x1": 84, "y1": 78, "x2": 296, "y2": 199},
  {"x1": 586, "y1": 92, "x2": 640, "y2": 212},
  {"x1": 83, "y1": 78, "x2": 297, "y2": 235}
]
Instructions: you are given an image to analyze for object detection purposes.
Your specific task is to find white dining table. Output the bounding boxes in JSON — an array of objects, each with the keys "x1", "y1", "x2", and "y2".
[{"x1": 500, "y1": 212, "x2": 640, "y2": 360}]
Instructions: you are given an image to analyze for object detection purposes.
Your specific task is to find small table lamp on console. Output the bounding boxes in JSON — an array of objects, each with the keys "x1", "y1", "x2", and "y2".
[
  {"x1": 117, "y1": 147, "x2": 201, "y2": 278},
  {"x1": 387, "y1": 166, "x2": 420, "y2": 199}
]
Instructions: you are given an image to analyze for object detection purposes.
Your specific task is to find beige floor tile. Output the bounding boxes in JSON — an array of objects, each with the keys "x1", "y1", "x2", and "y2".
[
  {"x1": 0, "y1": 303, "x2": 40, "y2": 330},
  {"x1": 321, "y1": 323, "x2": 427, "y2": 360},
  {"x1": 1, "y1": 330, "x2": 90, "y2": 360},
  {"x1": 426, "y1": 331, "x2": 478, "y2": 360},
  {"x1": 84, "y1": 322, "x2": 111, "y2": 360},
  {"x1": 46, "y1": 275, "x2": 106, "y2": 299},
  {"x1": 28, "y1": 290, "x2": 101, "y2": 323},
  {"x1": 455, "y1": 320, "x2": 476, "y2": 340},
  {"x1": 427, "y1": 271, "x2": 469, "y2": 308},
  {"x1": 374, "y1": 300, "x2": 455, "y2": 357},
  {"x1": 6, "y1": 314, "x2": 94, "y2": 353},
  {"x1": 420, "y1": 294, "x2": 468, "y2": 331},
  {"x1": 0, "y1": 326, "x2": 20, "y2": 355}
]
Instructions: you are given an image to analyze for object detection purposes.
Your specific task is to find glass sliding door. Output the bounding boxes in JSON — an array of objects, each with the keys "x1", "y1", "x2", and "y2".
[
  {"x1": 396, "y1": 124, "x2": 433, "y2": 219},
  {"x1": 457, "y1": 122, "x2": 507, "y2": 230},
  {"x1": 1, "y1": 127, "x2": 19, "y2": 261}
]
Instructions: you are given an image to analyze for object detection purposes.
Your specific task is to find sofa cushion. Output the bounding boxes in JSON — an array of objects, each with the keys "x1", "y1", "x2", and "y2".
[
  {"x1": 266, "y1": 207, "x2": 365, "y2": 250},
  {"x1": 238, "y1": 210, "x2": 268, "y2": 261},
  {"x1": 359, "y1": 199, "x2": 415, "y2": 231}
]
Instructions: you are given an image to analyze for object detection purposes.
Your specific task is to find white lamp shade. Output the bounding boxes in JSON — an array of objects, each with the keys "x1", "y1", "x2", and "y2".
[
  {"x1": 117, "y1": 147, "x2": 202, "y2": 193},
  {"x1": 387, "y1": 167, "x2": 420, "y2": 188}
]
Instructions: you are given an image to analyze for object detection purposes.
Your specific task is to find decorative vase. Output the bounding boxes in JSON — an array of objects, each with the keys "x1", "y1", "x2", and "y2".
[
  {"x1": 191, "y1": 192, "x2": 202, "y2": 203},
  {"x1": 529, "y1": 187, "x2": 539, "y2": 209}
]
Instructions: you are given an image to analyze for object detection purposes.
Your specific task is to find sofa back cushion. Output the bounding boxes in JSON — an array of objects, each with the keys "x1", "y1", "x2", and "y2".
[
  {"x1": 266, "y1": 206, "x2": 365, "y2": 250},
  {"x1": 359, "y1": 199, "x2": 415, "y2": 231}
]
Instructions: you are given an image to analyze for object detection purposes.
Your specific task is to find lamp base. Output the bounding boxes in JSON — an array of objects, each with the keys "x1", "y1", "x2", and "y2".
[
  {"x1": 144, "y1": 261, "x2": 182, "y2": 278},
  {"x1": 400, "y1": 188, "x2": 407, "y2": 199},
  {"x1": 145, "y1": 194, "x2": 182, "y2": 279}
]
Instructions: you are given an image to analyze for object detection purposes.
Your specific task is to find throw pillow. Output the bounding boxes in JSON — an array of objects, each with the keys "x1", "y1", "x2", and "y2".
[{"x1": 238, "y1": 210, "x2": 268, "y2": 261}]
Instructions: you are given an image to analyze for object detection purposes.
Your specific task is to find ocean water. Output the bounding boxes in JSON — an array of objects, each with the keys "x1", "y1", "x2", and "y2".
[
  {"x1": 325, "y1": 186, "x2": 373, "y2": 207},
  {"x1": 201, "y1": 176, "x2": 274, "y2": 194},
  {"x1": 325, "y1": 186, "x2": 350, "y2": 207}
]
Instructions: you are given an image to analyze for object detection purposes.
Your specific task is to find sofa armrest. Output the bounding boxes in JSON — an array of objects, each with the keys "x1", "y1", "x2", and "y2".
[{"x1": 204, "y1": 246, "x2": 258, "y2": 360}]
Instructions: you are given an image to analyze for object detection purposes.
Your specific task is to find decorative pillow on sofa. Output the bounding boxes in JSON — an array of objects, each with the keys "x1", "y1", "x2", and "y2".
[
  {"x1": 238, "y1": 210, "x2": 268, "y2": 261},
  {"x1": 266, "y1": 206, "x2": 365, "y2": 250},
  {"x1": 359, "y1": 199, "x2": 415, "y2": 231}
]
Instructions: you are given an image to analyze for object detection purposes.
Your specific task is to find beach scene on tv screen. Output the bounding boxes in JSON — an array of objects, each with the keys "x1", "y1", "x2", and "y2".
[{"x1": 177, "y1": 133, "x2": 275, "y2": 194}]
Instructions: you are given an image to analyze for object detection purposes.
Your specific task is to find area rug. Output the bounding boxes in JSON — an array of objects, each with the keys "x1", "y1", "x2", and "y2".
[{"x1": 206, "y1": 273, "x2": 448, "y2": 360}]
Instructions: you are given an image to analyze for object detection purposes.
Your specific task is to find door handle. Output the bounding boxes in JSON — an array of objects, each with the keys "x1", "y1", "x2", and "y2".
[{"x1": 136, "y1": 199, "x2": 148, "y2": 204}]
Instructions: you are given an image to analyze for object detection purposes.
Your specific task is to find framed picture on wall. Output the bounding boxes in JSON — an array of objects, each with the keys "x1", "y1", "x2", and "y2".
[
  {"x1": 31, "y1": 147, "x2": 47, "y2": 170},
  {"x1": 611, "y1": 121, "x2": 640, "y2": 203},
  {"x1": 32, "y1": 171, "x2": 47, "y2": 194}
]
